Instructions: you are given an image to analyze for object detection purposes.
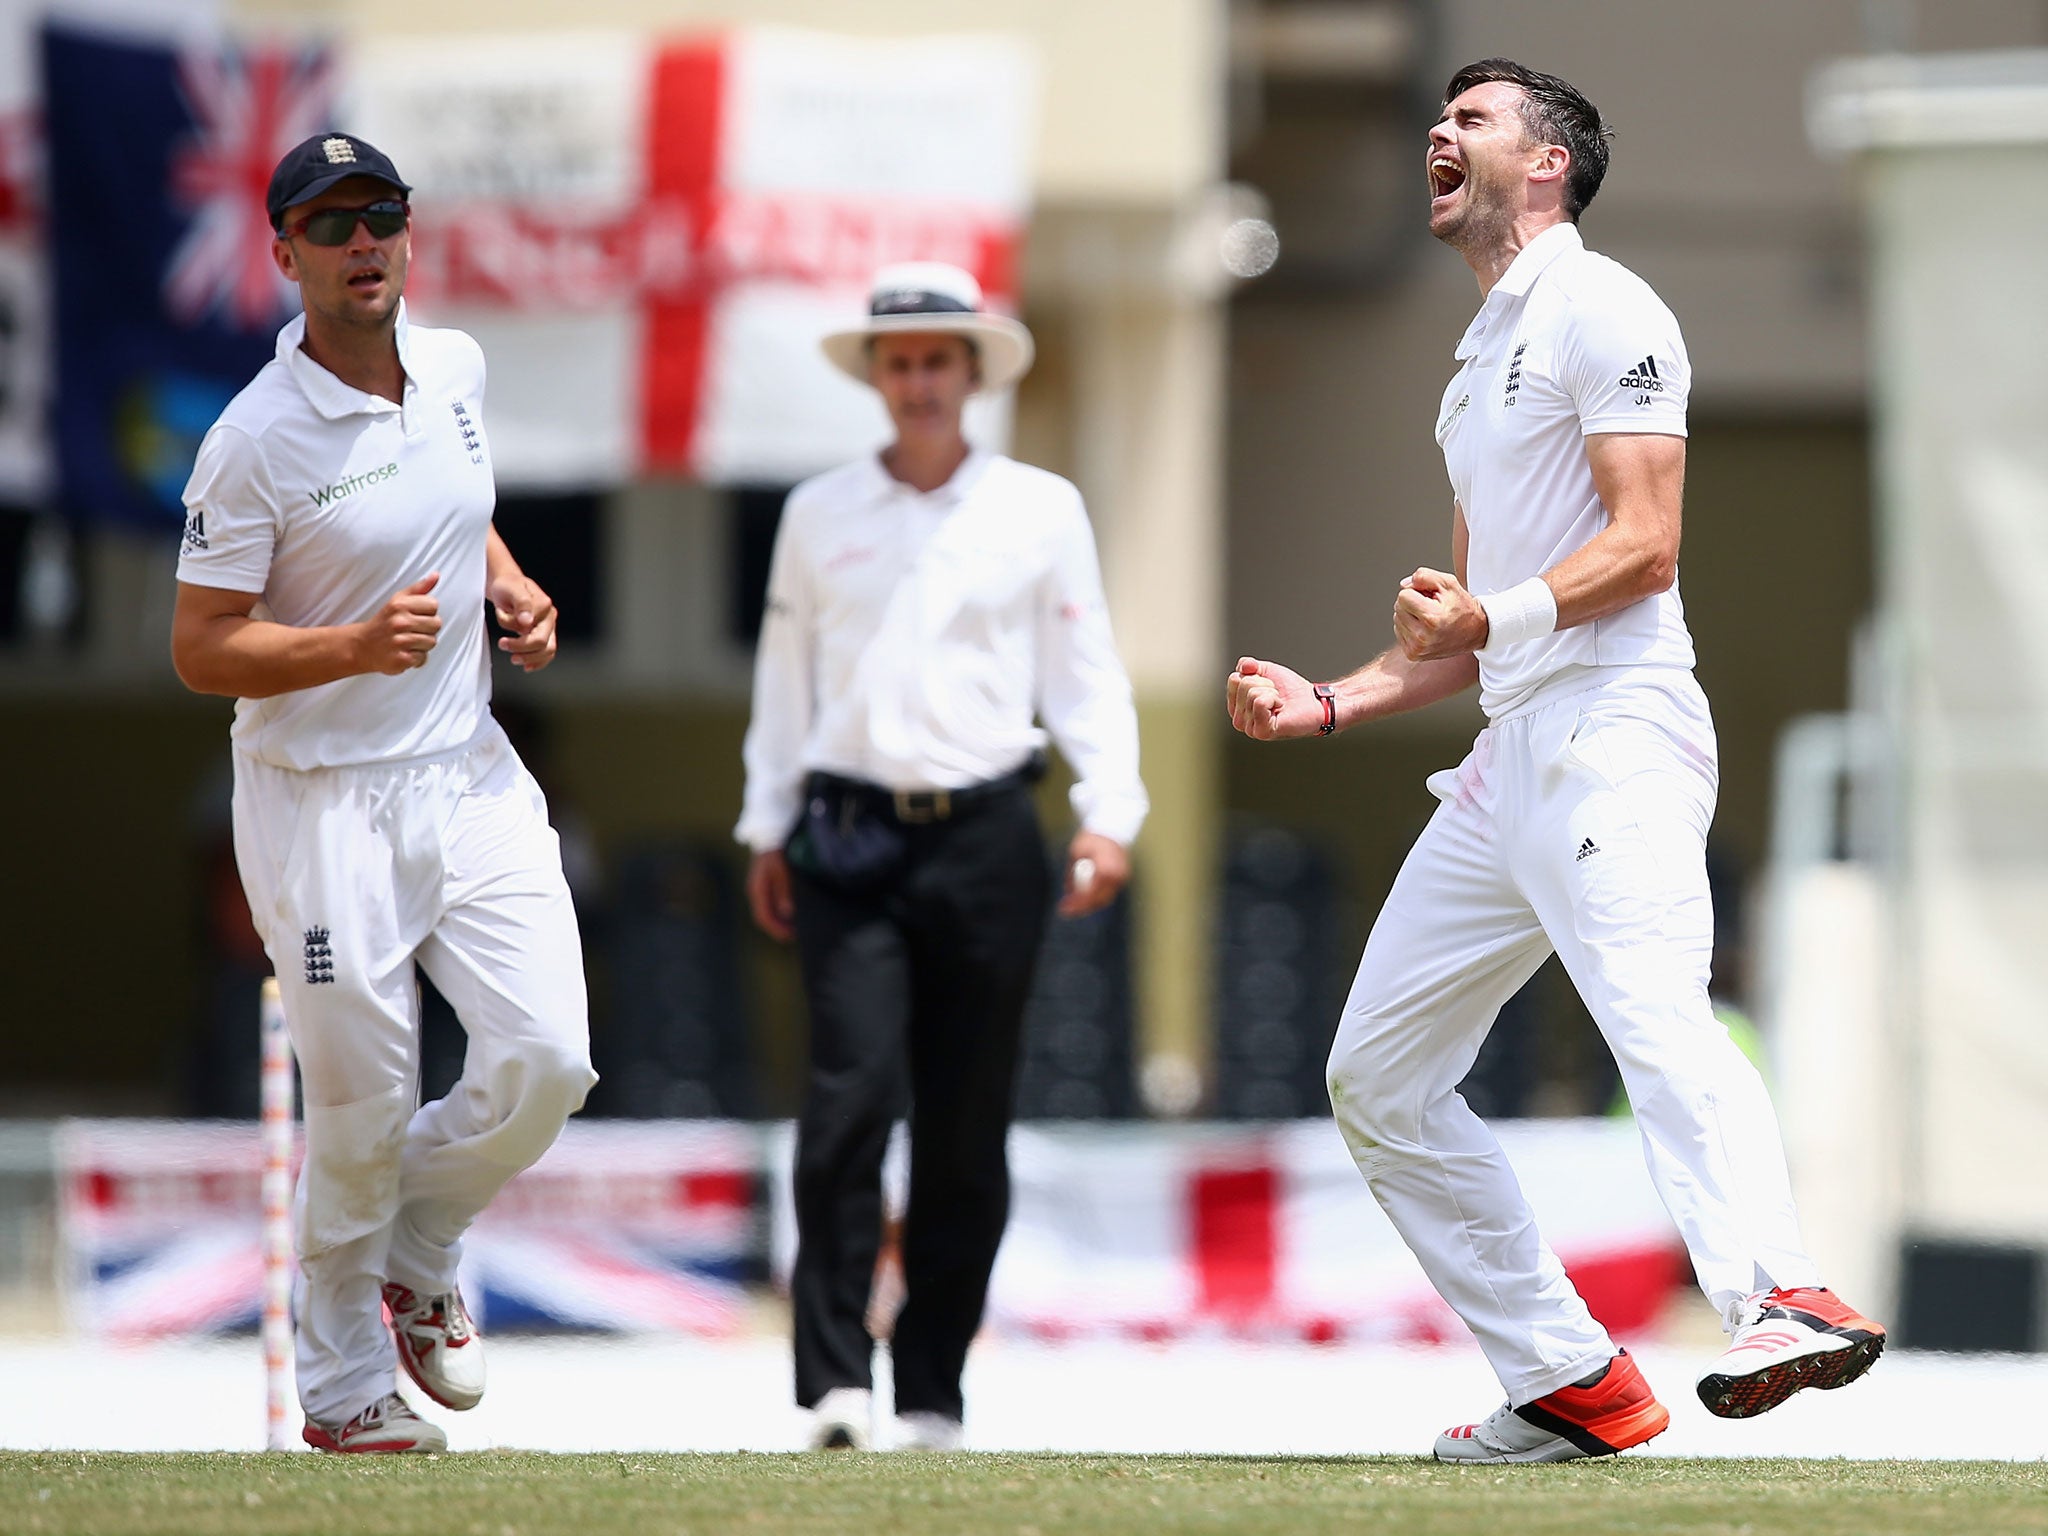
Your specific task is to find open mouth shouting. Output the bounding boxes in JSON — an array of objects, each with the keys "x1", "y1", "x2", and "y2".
[{"x1": 1429, "y1": 154, "x2": 1467, "y2": 208}]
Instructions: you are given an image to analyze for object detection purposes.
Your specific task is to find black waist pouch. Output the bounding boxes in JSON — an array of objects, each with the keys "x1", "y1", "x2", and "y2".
[{"x1": 784, "y1": 786, "x2": 907, "y2": 892}]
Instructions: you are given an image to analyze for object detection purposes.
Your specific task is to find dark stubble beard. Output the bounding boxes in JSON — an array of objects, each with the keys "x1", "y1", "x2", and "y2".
[{"x1": 1431, "y1": 165, "x2": 1517, "y2": 260}]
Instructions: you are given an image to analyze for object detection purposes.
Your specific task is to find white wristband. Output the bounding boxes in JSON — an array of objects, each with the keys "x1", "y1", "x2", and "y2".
[{"x1": 1478, "y1": 577, "x2": 1558, "y2": 656}]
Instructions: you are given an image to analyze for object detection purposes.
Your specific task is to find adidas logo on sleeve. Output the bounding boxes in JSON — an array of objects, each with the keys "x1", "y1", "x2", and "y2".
[{"x1": 1616, "y1": 355, "x2": 1665, "y2": 392}]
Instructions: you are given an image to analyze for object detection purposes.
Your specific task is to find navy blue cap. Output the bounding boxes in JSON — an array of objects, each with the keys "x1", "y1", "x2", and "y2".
[{"x1": 266, "y1": 133, "x2": 412, "y2": 229}]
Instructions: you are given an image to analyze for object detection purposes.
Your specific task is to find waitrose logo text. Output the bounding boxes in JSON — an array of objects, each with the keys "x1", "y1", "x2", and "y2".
[{"x1": 310, "y1": 462, "x2": 400, "y2": 509}]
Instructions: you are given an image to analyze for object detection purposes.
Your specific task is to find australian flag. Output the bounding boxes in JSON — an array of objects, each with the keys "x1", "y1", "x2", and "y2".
[{"x1": 42, "y1": 23, "x2": 333, "y2": 527}]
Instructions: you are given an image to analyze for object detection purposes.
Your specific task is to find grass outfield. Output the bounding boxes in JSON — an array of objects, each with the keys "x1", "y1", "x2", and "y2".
[{"x1": 4, "y1": 1453, "x2": 2046, "y2": 1536}]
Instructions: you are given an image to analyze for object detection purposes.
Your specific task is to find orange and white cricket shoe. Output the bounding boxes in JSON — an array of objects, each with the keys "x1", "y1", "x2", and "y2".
[
  {"x1": 1435, "y1": 1349, "x2": 1670, "y2": 1463},
  {"x1": 1696, "y1": 1286, "x2": 1886, "y2": 1419},
  {"x1": 384, "y1": 1282, "x2": 486, "y2": 1412},
  {"x1": 302, "y1": 1392, "x2": 447, "y2": 1454}
]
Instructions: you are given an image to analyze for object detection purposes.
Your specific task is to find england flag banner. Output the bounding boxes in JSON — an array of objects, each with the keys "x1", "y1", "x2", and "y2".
[{"x1": 343, "y1": 29, "x2": 1037, "y2": 488}]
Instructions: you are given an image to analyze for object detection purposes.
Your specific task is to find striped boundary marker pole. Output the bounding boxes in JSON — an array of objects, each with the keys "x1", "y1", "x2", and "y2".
[{"x1": 259, "y1": 978, "x2": 296, "y2": 1451}]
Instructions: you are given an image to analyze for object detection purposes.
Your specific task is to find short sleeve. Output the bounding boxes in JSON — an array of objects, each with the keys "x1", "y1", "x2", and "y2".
[
  {"x1": 176, "y1": 423, "x2": 279, "y2": 594},
  {"x1": 1557, "y1": 289, "x2": 1689, "y2": 438}
]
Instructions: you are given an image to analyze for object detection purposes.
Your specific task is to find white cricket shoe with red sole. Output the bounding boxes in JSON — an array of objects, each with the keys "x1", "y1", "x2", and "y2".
[
  {"x1": 383, "y1": 1282, "x2": 486, "y2": 1412},
  {"x1": 1696, "y1": 1285, "x2": 1886, "y2": 1419},
  {"x1": 1436, "y1": 1350, "x2": 1670, "y2": 1463},
  {"x1": 303, "y1": 1392, "x2": 447, "y2": 1454}
]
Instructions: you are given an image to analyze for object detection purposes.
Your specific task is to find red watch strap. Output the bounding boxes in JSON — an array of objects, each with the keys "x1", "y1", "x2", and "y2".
[{"x1": 1314, "y1": 683, "x2": 1336, "y2": 736}]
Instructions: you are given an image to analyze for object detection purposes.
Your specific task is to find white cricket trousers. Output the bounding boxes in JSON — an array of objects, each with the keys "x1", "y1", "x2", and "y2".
[
  {"x1": 232, "y1": 720, "x2": 595, "y2": 1426},
  {"x1": 1325, "y1": 669, "x2": 1820, "y2": 1406}
]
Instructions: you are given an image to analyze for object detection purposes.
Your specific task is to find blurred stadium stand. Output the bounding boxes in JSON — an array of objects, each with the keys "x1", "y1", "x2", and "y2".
[
  {"x1": 1898, "y1": 1240, "x2": 2043, "y2": 1355},
  {"x1": 600, "y1": 840, "x2": 757, "y2": 1119},
  {"x1": 1211, "y1": 826, "x2": 1348, "y2": 1120},
  {"x1": 1014, "y1": 864, "x2": 1138, "y2": 1120}
]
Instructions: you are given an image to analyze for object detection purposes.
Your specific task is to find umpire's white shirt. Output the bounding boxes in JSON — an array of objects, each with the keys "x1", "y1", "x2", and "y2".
[
  {"x1": 737, "y1": 450, "x2": 1148, "y2": 852},
  {"x1": 1436, "y1": 222, "x2": 1695, "y2": 718},
  {"x1": 176, "y1": 304, "x2": 495, "y2": 770}
]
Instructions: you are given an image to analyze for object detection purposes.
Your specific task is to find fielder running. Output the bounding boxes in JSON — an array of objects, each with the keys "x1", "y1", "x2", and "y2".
[
  {"x1": 1226, "y1": 59, "x2": 1883, "y2": 1461},
  {"x1": 171, "y1": 134, "x2": 595, "y2": 1453}
]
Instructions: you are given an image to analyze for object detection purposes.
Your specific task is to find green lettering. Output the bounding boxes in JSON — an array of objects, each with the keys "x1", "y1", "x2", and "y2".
[{"x1": 306, "y1": 461, "x2": 401, "y2": 509}]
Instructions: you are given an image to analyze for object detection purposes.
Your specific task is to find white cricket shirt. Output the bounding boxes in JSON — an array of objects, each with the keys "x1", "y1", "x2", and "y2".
[
  {"x1": 176, "y1": 305, "x2": 496, "y2": 771},
  {"x1": 736, "y1": 450, "x2": 1149, "y2": 852},
  {"x1": 1435, "y1": 222, "x2": 1695, "y2": 718}
]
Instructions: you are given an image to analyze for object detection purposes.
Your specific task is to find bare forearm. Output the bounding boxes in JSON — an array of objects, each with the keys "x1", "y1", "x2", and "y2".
[
  {"x1": 173, "y1": 613, "x2": 366, "y2": 699},
  {"x1": 1330, "y1": 648, "x2": 1479, "y2": 730},
  {"x1": 1542, "y1": 522, "x2": 1676, "y2": 629},
  {"x1": 486, "y1": 524, "x2": 521, "y2": 587}
]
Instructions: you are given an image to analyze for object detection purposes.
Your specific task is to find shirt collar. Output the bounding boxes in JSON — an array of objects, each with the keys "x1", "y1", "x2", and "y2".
[
  {"x1": 1491, "y1": 220, "x2": 1581, "y2": 298},
  {"x1": 277, "y1": 300, "x2": 413, "y2": 420},
  {"x1": 864, "y1": 445, "x2": 994, "y2": 506},
  {"x1": 1453, "y1": 222, "x2": 1583, "y2": 360}
]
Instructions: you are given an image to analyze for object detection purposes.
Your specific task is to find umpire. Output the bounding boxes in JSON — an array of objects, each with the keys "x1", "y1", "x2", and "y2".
[{"x1": 737, "y1": 262, "x2": 1148, "y2": 1451}]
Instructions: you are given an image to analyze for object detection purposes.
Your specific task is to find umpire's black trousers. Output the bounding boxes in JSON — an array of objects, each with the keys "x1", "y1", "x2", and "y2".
[{"x1": 788, "y1": 777, "x2": 1051, "y2": 1421}]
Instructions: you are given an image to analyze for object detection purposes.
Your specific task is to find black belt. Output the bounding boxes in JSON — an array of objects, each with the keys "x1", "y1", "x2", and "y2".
[{"x1": 805, "y1": 756, "x2": 1043, "y2": 826}]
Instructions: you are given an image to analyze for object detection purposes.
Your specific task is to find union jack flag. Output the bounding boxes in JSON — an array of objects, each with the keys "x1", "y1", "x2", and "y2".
[
  {"x1": 56, "y1": 1121, "x2": 760, "y2": 1340},
  {"x1": 165, "y1": 42, "x2": 334, "y2": 331}
]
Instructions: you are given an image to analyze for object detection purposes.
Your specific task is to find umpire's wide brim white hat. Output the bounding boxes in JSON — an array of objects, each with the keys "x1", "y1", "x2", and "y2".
[{"x1": 821, "y1": 262, "x2": 1035, "y2": 394}]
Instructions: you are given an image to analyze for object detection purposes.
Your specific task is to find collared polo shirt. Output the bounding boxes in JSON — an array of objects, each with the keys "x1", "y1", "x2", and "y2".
[
  {"x1": 1435, "y1": 222, "x2": 1695, "y2": 718},
  {"x1": 736, "y1": 449, "x2": 1149, "y2": 851},
  {"x1": 177, "y1": 305, "x2": 497, "y2": 770}
]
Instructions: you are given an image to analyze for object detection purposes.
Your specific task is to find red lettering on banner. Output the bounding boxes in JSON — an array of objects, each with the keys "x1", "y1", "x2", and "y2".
[
  {"x1": 412, "y1": 197, "x2": 1014, "y2": 312},
  {"x1": 1190, "y1": 1163, "x2": 1279, "y2": 1323}
]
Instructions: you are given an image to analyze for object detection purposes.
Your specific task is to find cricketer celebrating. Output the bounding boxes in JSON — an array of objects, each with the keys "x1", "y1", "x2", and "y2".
[
  {"x1": 171, "y1": 134, "x2": 595, "y2": 1454},
  {"x1": 1225, "y1": 59, "x2": 1884, "y2": 1462}
]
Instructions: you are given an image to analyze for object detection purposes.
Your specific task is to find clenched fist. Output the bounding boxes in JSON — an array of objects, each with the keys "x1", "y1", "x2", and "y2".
[
  {"x1": 357, "y1": 573, "x2": 442, "y2": 675},
  {"x1": 1226, "y1": 656, "x2": 1325, "y2": 741},
  {"x1": 1393, "y1": 567, "x2": 1489, "y2": 661}
]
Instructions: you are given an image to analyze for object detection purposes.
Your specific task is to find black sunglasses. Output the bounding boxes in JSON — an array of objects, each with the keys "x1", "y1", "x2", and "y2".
[{"x1": 279, "y1": 200, "x2": 409, "y2": 247}]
